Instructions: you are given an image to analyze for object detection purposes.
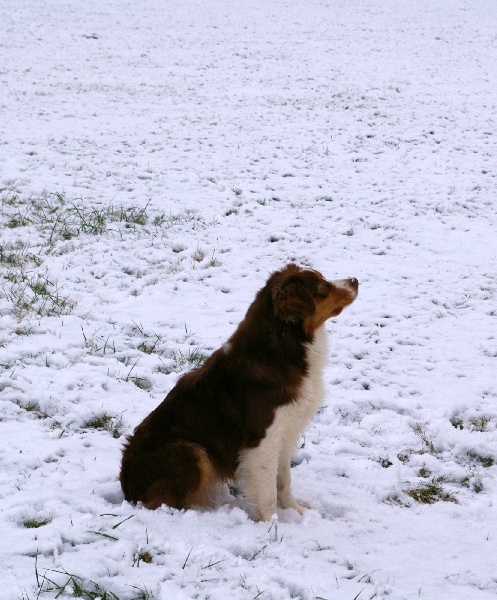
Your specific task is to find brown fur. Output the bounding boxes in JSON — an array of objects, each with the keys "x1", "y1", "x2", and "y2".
[{"x1": 120, "y1": 263, "x2": 358, "y2": 513}]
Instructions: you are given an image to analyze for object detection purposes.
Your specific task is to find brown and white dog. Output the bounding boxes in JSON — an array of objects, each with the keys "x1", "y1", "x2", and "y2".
[{"x1": 120, "y1": 264, "x2": 358, "y2": 520}]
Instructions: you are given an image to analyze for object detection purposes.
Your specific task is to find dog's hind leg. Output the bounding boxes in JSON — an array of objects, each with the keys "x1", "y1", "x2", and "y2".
[{"x1": 124, "y1": 442, "x2": 219, "y2": 510}]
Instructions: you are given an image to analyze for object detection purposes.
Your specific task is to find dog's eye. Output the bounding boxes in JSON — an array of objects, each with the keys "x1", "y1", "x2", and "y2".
[{"x1": 316, "y1": 282, "x2": 330, "y2": 297}]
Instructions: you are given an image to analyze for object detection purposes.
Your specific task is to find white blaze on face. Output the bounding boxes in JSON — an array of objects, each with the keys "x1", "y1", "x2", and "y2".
[{"x1": 330, "y1": 278, "x2": 359, "y2": 301}]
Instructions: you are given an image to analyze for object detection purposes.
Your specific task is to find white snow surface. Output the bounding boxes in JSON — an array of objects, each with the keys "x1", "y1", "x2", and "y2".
[{"x1": 1, "y1": 0, "x2": 497, "y2": 598}]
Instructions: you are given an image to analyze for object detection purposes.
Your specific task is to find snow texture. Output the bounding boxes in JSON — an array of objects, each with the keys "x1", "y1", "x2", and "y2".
[{"x1": 1, "y1": 0, "x2": 497, "y2": 598}]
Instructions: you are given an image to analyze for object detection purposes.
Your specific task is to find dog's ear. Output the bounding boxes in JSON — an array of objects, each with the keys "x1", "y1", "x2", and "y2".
[{"x1": 272, "y1": 276, "x2": 315, "y2": 323}]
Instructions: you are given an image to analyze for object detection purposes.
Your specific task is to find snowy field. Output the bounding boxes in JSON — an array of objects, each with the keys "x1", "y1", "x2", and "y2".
[{"x1": 1, "y1": 0, "x2": 497, "y2": 598}]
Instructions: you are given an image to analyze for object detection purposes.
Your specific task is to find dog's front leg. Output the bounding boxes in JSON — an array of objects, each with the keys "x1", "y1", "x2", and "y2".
[
  {"x1": 237, "y1": 444, "x2": 279, "y2": 521},
  {"x1": 277, "y1": 440, "x2": 306, "y2": 515}
]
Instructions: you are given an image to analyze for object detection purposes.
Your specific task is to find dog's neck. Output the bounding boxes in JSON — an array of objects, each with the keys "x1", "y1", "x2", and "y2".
[{"x1": 305, "y1": 325, "x2": 328, "y2": 375}]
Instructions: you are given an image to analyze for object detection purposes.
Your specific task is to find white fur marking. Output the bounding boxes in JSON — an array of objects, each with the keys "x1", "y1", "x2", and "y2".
[
  {"x1": 237, "y1": 327, "x2": 328, "y2": 520},
  {"x1": 332, "y1": 278, "x2": 359, "y2": 300}
]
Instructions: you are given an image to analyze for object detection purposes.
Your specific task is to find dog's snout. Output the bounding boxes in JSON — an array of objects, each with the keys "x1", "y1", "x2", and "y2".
[{"x1": 349, "y1": 278, "x2": 359, "y2": 288}]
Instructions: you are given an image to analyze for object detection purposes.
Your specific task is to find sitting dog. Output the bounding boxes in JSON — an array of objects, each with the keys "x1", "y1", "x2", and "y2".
[{"x1": 120, "y1": 264, "x2": 358, "y2": 520}]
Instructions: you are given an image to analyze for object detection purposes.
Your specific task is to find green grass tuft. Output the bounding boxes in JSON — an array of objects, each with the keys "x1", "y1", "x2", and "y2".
[
  {"x1": 133, "y1": 550, "x2": 153, "y2": 567},
  {"x1": 83, "y1": 413, "x2": 124, "y2": 438},
  {"x1": 406, "y1": 478, "x2": 458, "y2": 504},
  {"x1": 467, "y1": 451, "x2": 494, "y2": 468},
  {"x1": 468, "y1": 416, "x2": 491, "y2": 432},
  {"x1": 23, "y1": 517, "x2": 52, "y2": 529},
  {"x1": 411, "y1": 423, "x2": 436, "y2": 453},
  {"x1": 3, "y1": 272, "x2": 74, "y2": 318},
  {"x1": 173, "y1": 346, "x2": 208, "y2": 369},
  {"x1": 34, "y1": 567, "x2": 121, "y2": 599}
]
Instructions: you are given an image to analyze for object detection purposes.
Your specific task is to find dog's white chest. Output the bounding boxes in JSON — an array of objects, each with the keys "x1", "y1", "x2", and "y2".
[
  {"x1": 265, "y1": 326, "x2": 329, "y2": 446},
  {"x1": 236, "y1": 327, "x2": 329, "y2": 518},
  {"x1": 289, "y1": 325, "x2": 328, "y2": 424}
]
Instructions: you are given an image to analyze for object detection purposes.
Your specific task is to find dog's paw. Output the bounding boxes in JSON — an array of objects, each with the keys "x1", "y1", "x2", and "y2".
[
  {"x1": 258, "y1": 508, "x2": 278, "y2": 522},
  {"x1": 280, "y1": 497, "x2": 310, "y2": 515}
]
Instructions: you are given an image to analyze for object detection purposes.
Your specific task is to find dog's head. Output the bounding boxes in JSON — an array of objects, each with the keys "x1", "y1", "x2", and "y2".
[{"x1": 271, "y1": 264, "x2": 358, "y2": 333}]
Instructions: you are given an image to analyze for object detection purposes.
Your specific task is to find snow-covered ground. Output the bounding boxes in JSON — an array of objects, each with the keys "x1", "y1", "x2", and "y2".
[{"x1": 1, "y1": 0, "x2": 497, "y2": 598}]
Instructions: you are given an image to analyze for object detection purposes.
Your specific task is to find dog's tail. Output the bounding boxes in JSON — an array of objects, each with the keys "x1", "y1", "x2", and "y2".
[{"x1": 120, "y1": 440, "x2": 219, "y2": 510}]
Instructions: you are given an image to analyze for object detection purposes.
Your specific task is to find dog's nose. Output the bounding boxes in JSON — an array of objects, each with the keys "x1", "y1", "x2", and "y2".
[{"x1": 349, "y1": 278, "x2": 359, "y2": 288}]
